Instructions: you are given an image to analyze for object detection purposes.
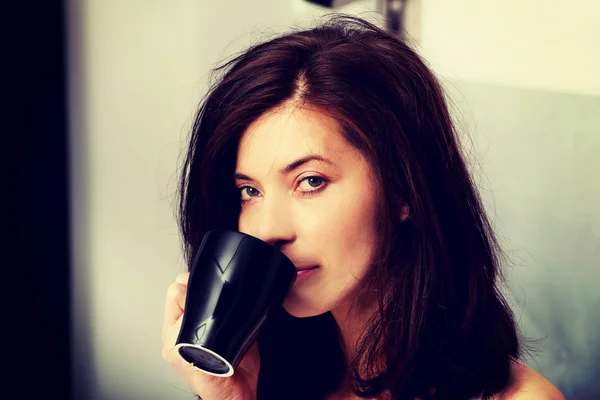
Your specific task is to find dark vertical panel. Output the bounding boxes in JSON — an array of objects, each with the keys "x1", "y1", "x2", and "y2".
[{"x1": 9, "y1": 1, "x2": 70, "y2": 399}]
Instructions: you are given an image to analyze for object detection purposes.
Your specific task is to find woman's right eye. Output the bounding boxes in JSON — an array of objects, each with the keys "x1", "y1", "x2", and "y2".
[{"x1": 239, "y1": 186, "x2": 260, "y2": 203}]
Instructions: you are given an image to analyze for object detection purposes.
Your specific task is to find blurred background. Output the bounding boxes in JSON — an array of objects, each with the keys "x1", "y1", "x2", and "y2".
[{"x1": 13, "y1": 1, "x2": 599, "y2": 399}]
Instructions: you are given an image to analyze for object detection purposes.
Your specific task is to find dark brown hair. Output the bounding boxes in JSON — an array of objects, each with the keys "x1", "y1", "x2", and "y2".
[{"x1": 177, "y1": 15, "x2": 526, "y2": 400}]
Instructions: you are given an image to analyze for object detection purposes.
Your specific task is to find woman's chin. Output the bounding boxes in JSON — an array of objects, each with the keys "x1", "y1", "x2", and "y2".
[{"x1": 282, "y1": 297, "x2": 325, "y2": 318}]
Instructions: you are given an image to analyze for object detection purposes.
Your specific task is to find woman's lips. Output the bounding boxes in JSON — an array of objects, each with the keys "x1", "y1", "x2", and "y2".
[{"x1": 295, "y1": 266, "x2": 319, "y2": 283}]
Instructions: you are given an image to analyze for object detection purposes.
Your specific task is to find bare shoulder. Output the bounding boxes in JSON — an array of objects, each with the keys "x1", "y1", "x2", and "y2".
[{"x1": 494, "y1": 361, "x2": 566, "y2": 400}]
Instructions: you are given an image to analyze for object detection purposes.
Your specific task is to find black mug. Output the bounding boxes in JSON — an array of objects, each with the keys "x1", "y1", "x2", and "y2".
[{"x1": 175, "y1": 230, "x2": 297, "y2": 377}]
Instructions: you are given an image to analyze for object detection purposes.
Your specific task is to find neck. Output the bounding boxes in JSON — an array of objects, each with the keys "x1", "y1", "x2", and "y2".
[
  {"x1": 331, "y1": 292, "x2": 375, "y2": 363},
  {"x1": 331, "y1": 292, "x2": 376, "y2": 382},
  {"x1": 330, "y1": 291, "x2": 386, "y2": 397}
]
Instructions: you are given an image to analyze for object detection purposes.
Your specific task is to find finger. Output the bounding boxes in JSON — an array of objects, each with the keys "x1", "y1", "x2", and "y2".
[
  {"x1": 163, "y1": 312, "x2": 185, "y2": 354},
  {"x1": 162, "y1": 283, "x2": 187, "y2": 342},
  {"x1": 175, "y1": 271, "x2": 190, "y2": 285},
  {"x1": 166, "y1": 282, "x2": 188, "y2": 321}
]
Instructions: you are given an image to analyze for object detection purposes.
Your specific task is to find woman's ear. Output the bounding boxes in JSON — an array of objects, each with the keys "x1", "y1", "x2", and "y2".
[{"x1": 399, "y1": 204, "x2": 410, "y2": 222}]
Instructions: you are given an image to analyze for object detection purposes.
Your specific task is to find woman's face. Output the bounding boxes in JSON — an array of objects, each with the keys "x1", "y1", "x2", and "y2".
[{"x1": 235, "y1": 103, "x2": 380, "y2": 318}]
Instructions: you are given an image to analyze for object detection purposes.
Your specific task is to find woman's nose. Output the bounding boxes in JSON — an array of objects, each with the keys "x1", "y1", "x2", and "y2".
[{"x1": 241, "y1": 197, "x2": 296, "y2": 248}]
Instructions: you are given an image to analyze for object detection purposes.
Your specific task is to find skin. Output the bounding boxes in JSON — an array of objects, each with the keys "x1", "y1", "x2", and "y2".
[
  {"x1": 233, "y1": 102, "x2": 565, "y2": 400},
  {"x1": 494, "y1": 362, "x2": 566, "y2": 400},
  {"x1": 235, "y1": 101, "x2": 380, "y2": 357}
]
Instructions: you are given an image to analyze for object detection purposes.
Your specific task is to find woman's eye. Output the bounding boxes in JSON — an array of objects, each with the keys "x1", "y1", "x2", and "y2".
[
  {"x1": 298, "y1": 176, "x2": 324, "y2": 190},
  {"x1": 239, "y1": 177, "x2": 327, "y2": 204},
  {"x1": 240, "y1": 186, "x2": 259, "y2": 200}
]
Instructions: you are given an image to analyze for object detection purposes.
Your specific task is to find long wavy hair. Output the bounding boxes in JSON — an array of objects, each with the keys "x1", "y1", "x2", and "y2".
[{"x1": 177, "y1": 15, "x2": 526, "y2": 400}]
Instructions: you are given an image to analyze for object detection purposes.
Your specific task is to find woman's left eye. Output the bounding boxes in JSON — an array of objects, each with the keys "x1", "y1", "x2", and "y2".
[{"x1": 298, "y1": 176, "x2": 325, "y2": 191}]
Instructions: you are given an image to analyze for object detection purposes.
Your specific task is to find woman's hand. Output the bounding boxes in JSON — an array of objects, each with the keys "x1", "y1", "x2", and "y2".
[{"x1": 162, "y1": 272, "x2": 261, "y2": 400}]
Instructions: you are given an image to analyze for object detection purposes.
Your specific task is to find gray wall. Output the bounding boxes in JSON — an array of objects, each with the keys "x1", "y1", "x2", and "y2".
[{"x1": 446, "y1": 80, "x2": 600, "y2": 398}]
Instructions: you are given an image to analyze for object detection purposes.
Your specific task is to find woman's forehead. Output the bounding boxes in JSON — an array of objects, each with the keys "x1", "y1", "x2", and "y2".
[{"x1": 236, "y1": 106, "x2": 352, "y2": 169}]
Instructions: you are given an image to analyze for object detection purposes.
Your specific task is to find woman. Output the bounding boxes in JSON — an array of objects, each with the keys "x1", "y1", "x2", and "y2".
[{"x1": 162, "y1": 15, "x2": 565, "y2": 400}]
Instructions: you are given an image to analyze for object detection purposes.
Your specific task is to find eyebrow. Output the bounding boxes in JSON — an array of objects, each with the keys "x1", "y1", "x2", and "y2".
[{"x1": 234, "y1": 154, "x2": 333, "y2": 181}]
